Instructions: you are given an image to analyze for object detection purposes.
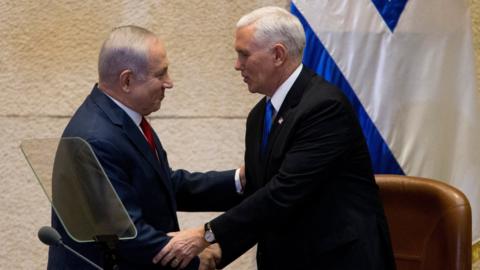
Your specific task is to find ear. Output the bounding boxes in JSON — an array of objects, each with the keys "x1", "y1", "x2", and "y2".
[
  {"x1": 119, "y1": 69, "x2": 133, "y2": 93},
  {"x1": 272, "y1": 43, "x2": 287, "y2": 67}
]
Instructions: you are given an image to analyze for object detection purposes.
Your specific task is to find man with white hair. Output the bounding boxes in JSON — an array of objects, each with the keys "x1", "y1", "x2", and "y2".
[
  {"x1": 48, "y1": 25, "x2": 243, "y2": 270},
  {"x1": 154, "y1": 6, "x2": 395, "y2": 270}
]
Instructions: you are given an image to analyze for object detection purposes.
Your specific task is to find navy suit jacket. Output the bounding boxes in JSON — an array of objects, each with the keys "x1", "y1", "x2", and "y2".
[
  {"x1": 48, "y1": 85, "x2": 241, "y2": 270},
  {"x1": 211, "y1": 67, "x2": 396, "y2": 270}
]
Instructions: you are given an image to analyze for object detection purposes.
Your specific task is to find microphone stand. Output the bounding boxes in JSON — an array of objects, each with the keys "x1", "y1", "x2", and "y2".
[
  {"x1": 94, "y1": 234, "x2": 120, "y2": 270},
  {"x1": 61, "y1": 242, "x2": 104, "y2": 270}
]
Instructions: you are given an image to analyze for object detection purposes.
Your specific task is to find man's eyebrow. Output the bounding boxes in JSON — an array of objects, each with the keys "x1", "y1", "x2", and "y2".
[
  {"x1": 154, "y1": 67, "x2": 168, "y2": 76},
  {"x1": 236, "y1": 49, "x2": 249, "y2": 55}
]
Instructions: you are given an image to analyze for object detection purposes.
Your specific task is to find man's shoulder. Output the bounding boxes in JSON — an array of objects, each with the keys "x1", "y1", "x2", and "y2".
[
  {"x1": 246, "y1": 97, "x2": 266, "y2": 120},
  {"x1": 305, "y1": 72, "x2": 342, "y2": 96},
  {"x1": 63, "y1": 94, "x2": 116, "y2": 141},
  {"x1": 300, "y1": 74, "x2": 350, "y2": 109}
]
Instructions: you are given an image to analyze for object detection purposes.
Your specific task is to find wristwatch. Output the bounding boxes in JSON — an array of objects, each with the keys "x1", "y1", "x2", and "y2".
[{"x1": 204, "y1": 222, "x2": 216, "y2": 244}]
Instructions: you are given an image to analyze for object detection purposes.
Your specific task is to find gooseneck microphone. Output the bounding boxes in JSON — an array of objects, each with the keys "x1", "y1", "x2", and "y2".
[
  {"x1": 38, "y1": 226, "x2": 62, "y2": 246},
  {"x1": 38, "y1": 226, "x2": 104, "y2": 270}
]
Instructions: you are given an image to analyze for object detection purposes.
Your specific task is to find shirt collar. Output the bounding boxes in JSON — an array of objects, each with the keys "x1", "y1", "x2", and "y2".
[
  {"x1": 269, "y1": 64, "x2": 303, "y2": 112},
  {"x1": 104, "y1": 93, "x2": 143, "y2": 126}
]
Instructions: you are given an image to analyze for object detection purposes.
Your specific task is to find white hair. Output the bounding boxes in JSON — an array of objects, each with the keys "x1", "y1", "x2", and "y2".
[
  {"x1": 98, "y1": 25, "x2": 157, "y2": 84},
  {"x1": 237, "y1": 6, "x2": 305, "y2": 61}
]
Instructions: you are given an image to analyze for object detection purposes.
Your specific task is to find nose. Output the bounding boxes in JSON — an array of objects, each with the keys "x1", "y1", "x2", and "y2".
[
  {"x1": 234, "y1": 58, "x2": 242, "y2": 71},
  {"x1": 163, "y1": 74, "x2": 174, "y2": 89}
]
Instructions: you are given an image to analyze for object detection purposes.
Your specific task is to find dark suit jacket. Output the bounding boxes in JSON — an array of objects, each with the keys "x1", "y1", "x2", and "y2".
[
  {"x1": 48, "y1": 85, "x2": 241, "y2": 270},
  {"x1": 211, "y1": 67, "x2": 396, "y2": 270}
]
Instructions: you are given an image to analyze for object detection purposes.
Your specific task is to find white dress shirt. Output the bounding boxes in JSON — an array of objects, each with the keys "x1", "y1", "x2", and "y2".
[{"x1": 269, "y1": 64, "x2": 303, "y2": 114}]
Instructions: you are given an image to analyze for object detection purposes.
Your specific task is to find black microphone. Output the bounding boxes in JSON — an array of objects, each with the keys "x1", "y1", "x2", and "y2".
[
  {"x1": 38, "y1": 226, "x2": 104, "y2": 270},
  {"x1": 38, "y1": 226, "x2": 62, "y2": 246}
]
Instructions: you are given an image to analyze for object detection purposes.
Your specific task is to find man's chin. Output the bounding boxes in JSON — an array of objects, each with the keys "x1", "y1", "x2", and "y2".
[
  {"x1": 247, "y1": 85, "x2": 258, "y2": 94},
  {"x1": 148, "y1": 104, "x2": 162, "y2": 115}
]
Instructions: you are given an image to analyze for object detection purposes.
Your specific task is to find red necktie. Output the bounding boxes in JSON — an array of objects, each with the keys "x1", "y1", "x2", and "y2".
[{"x1": 140, "y1": 117, "x2": 158, "y2": 159}]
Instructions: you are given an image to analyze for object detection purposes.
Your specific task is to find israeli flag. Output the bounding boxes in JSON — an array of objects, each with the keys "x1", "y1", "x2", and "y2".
[{"x1": 291, "y1": 0, "x2": 480, "y2": 241}]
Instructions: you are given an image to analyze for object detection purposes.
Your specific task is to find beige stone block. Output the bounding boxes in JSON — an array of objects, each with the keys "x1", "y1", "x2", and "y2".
[
  {"x1": 149, "y1": 118, "x2": 246, "y2": 170},
  {"x1": 0, "y1": 117, "x2": 68, "y2": 269},
  {"x1": 0, "y1": 0, "x2": 287, "y2": 118}
]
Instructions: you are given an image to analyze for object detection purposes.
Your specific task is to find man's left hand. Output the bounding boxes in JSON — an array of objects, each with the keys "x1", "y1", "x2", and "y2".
[{"x1": 199, "y1": 244, "x2": 222, "y2": 270}]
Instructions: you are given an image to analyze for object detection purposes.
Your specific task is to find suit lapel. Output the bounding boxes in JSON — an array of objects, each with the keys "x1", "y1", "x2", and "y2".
[
  {"x1": 151, "y1": 129, "x2": 178, "y2": 211},
  {"x1": 123, "y1": 118, "x2": 178, "y2": 211},
  {"x1": 262, "y1": 67, "x2": 314, "y2": 179},
  {"x1": 90, "y1": 86, "x2": 177, "y2": 208},
  {"x1": 245, "y1": 99, "x2": 267, "y2": 191},
  {"x1": 122, "y1": 117, "x2": 165, "y2": 180}
]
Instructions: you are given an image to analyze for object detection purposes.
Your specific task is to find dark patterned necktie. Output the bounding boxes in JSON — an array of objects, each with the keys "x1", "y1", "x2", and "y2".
[{"x1": 140, "y1": 117, "x2": 158, "y2": 159}]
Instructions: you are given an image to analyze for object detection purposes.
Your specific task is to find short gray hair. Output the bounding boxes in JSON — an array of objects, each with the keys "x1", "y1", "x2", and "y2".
[
  {"x1": 237, "y1": 6, "x2": 305, "y2": 61},
  {"x1": 98, "y1": 25, "x2": 157, "y2": 84}
]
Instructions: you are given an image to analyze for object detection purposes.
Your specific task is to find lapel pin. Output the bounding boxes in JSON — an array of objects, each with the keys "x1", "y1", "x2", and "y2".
[{"x1": 278, "y1": 117, "x2": 284, "y2": 124}]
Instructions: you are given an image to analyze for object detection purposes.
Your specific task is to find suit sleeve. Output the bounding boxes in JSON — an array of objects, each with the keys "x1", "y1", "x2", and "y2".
[
  {"x1": 89, "y1": 139, "x2": 200, "y2": 269},
  {"x1": 211, "y1": 99, "x2": 356, "y2": 267},
  {"x1": 172, "y1": 169, "x2": 243, "y2": 212}
]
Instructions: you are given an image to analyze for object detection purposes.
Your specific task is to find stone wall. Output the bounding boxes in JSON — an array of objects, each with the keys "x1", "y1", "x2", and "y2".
[{"x1": 1, "y1": 0, "x2": 478, "y2": 269}]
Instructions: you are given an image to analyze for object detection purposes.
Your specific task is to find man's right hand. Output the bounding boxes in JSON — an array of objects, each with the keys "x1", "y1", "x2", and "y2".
[{"x1": 198, "y1": 244, "x2": 221, "y2": 270}]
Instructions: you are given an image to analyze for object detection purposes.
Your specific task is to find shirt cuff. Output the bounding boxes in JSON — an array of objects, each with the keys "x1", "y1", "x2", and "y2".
[{"x1": 234, "y1": 168, "x2": 244, "y2": 194}]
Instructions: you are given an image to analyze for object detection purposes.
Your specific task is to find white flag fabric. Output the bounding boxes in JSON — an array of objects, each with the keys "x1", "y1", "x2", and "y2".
[{"x1": 292, "y1": 0, "x2": 480, "y2": 241}]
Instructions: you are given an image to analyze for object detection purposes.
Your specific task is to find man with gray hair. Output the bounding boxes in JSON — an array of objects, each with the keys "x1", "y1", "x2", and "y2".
[
  {"x1": 48, "y1": 25, "x2": 243, "y2": 270},
  {"x1": 154, "y1": 6, "x2": 395, "y2": 270}
]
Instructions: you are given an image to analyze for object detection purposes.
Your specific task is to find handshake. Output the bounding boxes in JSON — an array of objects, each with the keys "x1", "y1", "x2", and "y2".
[
  {"x1": 152, "y1": 227, "x2": 221, "y2": 270},
  {"x1": 152, "y1": 165, "x2": 246, "y2": 270}
]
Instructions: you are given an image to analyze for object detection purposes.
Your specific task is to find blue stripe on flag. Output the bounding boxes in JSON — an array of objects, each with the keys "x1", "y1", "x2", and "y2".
[
  {"x1": 371, "y1": 0, "x2": 408, "y2": 32},
  {"x1": 291, "y1": 3, "x2": 404, "y2": 175}
]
